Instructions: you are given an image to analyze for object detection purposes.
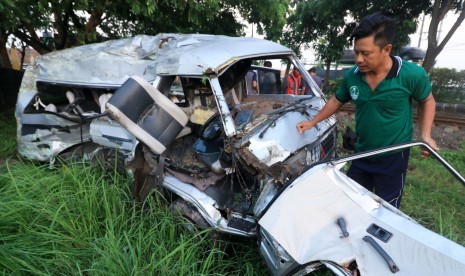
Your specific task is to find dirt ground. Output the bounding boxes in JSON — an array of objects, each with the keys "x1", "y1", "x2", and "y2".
[
  {"x1": 419, "y1": 111, "x2": 465, "y2": 150},
  {"x1": 415, "y1": 124, "x2": 465, "y2": 150}
]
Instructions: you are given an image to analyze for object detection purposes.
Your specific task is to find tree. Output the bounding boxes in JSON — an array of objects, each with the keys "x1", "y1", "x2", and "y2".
[
  {"x1": 0, "y1": 0, "x2": 51, "y2": 68},
  {"x1": 423, "y1": 0, "x2": 465, "y2": 72},
  {"x1": 283, "y1": 0, "x2": 429, "y2": 83},
  {"x1": 282, "y1": 0, "x2": 358, "y2": 85},
  {"x1": 0, "y1": 0, "x2": 291, "y2": 69}
]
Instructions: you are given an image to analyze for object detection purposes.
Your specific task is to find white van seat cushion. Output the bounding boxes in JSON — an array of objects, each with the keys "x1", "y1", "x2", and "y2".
[{"x1": 106, "y1": 76, "x2": 188, "y2": 154}]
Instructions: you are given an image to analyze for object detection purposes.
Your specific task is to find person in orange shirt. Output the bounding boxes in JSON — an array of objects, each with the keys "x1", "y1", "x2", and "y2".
[{"x1": 286, "y1": 67, "x2": 306, "y2": 95}]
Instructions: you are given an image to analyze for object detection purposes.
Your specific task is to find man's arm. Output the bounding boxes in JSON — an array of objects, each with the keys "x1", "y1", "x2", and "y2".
[
  {"x1": 301, "y1": 84, "x2": 306, "y2": 95},
  {"x1": 418, "y1": 93, "x2": 439, "y2": 150},
  {"x1": 296, "y1": 95, "x2": 344, "y2": 133}
]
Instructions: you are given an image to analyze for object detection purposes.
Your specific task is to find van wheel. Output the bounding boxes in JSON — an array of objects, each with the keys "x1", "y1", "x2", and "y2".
[{"x1": 170, "y1": 199, "x2": 229, "y2": 248}]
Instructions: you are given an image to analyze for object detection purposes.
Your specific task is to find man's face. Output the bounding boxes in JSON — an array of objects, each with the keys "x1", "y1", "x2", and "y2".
[{"x1": 353, "y1": 35, "x2": 391, "y2": 73}]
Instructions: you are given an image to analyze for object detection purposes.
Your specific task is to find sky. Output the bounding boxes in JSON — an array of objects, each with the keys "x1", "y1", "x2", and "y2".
[
  {"x1": 246, "y1": 13, "x2": 465, "y2": 70},
  {"x1": 408, "y1": 13, "x2": 465, "y2": 70}
]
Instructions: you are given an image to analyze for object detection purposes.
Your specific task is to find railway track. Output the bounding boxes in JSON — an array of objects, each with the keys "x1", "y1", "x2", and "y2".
[{"x1": 337, "y1": 105, "x2": 465, "y2": 129}]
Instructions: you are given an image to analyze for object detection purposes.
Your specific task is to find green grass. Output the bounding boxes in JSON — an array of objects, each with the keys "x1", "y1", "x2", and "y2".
[{"x1": 0, "y1": 159, "x2": 267, "y2": 275}]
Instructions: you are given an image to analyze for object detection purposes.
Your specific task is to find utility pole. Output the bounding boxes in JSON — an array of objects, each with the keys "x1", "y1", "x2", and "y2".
[{"x1": 418, "y1": 13, "x2": 425, "y2": 48}]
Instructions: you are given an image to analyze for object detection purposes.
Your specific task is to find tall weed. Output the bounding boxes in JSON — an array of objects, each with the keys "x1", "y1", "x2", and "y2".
[{"x1": 0, "y1": 159, "x2": 267, "y2": 275}]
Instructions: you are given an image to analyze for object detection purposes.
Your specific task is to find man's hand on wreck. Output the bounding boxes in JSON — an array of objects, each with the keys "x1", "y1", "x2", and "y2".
[{"x1": 296, "y1": 120, "x2": 315, "y2": 133}]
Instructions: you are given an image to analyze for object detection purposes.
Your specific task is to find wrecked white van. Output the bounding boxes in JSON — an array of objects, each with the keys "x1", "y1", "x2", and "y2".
[{"x1": 15, "y1": 33, "x2": 337, "y2": 238}]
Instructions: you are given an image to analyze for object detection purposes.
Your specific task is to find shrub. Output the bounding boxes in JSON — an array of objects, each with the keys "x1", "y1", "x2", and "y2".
[
  {"x1": 323, "y1": 77, "x2": 343, "y2": 97},
  {"x1": 429, "y1": 68, "x2": 465, "y2": 104}
]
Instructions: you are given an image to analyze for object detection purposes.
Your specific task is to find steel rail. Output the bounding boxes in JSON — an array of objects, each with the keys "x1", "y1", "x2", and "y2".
[{"x1": 337, "y1": 105, "x2": 465, "y2": 127}]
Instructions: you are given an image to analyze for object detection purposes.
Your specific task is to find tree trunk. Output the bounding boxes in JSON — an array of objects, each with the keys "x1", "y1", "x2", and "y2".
[
  {"x1": 13, "y1": 30, "x2": 51, "y2": 55},
  {"x1": 85, "y1": 11, "x2": 104, "y2": 33},
  {"x1": 423, "y1": 0, "x2": 465, "y2": 73},
  {"x1": 0, "y1": 43, "x2": 12, "y2": 69},
  {"x1": 20, "y1": 43, "x2": 26, "y2": 70},
  {"x1": 0, "y1": 29, "x2": 12, "y2": 69},
  {"x1": 423, "y1": 47, "x2": 439, "y2": 73}
]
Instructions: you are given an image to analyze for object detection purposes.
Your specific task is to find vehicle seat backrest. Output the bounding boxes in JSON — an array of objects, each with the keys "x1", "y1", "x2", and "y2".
[{"x1": 106, "y1": 76, "x2": 188, "y2": 154}]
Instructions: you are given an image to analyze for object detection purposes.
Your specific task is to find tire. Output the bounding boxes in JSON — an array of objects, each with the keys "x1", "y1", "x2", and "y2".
[{"x1": 170, "y1": 199, "x2": 229, "y2": 247}]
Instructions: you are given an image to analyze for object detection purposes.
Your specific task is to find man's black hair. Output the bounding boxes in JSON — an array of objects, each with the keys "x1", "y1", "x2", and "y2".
[{"x1": 350, "y1": 11, "x2": 397, "y2": 48}]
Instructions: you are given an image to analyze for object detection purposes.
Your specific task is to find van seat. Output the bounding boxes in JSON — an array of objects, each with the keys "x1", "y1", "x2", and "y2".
[{"x1": 106, "y1": 76, "x2": 188, "y2": 154}]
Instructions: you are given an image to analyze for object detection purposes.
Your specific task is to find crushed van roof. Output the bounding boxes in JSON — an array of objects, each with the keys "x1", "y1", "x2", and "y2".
[{"x1": 31, "y1": 34, "x2": 293, "y2": 86}]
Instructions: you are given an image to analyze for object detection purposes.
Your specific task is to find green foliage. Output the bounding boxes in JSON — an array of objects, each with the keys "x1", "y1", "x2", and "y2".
[
  {"x1": 429, "y1": 68, "x2": 465, "y2": 104},
  {"x1": 114, "y1": 1, "x2": 243, "y2": 38},
  {"x1": 283, "y1": 0, "x2": 429, "y2": 67},
  {"x1": 322, "y1": 77, "x2": 343, "y2": 97},
  {"x1": 239, "y1": 0, "x2": 290, "y2": 41},
  {"x1": 108, "y1": 0, "x2": 291, "y2": 41},
  {"x1": 0, "y1": 160, "x2": 268, "y2": 275},
  {"x1": 1, "y1": 0, "x2": 291, "y2": 60},
  {"x1": 283, "y1": 0, "x2": 355, "y2": 59}
]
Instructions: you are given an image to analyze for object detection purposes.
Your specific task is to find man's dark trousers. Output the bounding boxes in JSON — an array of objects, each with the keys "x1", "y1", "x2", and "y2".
[{"x1": 347, "y1": 149, "x2": 410, "y2": 209}]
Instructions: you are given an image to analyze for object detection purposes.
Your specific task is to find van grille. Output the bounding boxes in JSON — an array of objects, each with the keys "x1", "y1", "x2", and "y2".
[{"x1": 321, "y1": 129, "x2": 337, "y2": 158}]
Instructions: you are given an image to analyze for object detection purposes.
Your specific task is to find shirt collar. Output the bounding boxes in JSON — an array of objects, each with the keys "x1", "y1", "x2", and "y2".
[{"x1": 354, "y1": 55, "x2": 402, "y2": 79}]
